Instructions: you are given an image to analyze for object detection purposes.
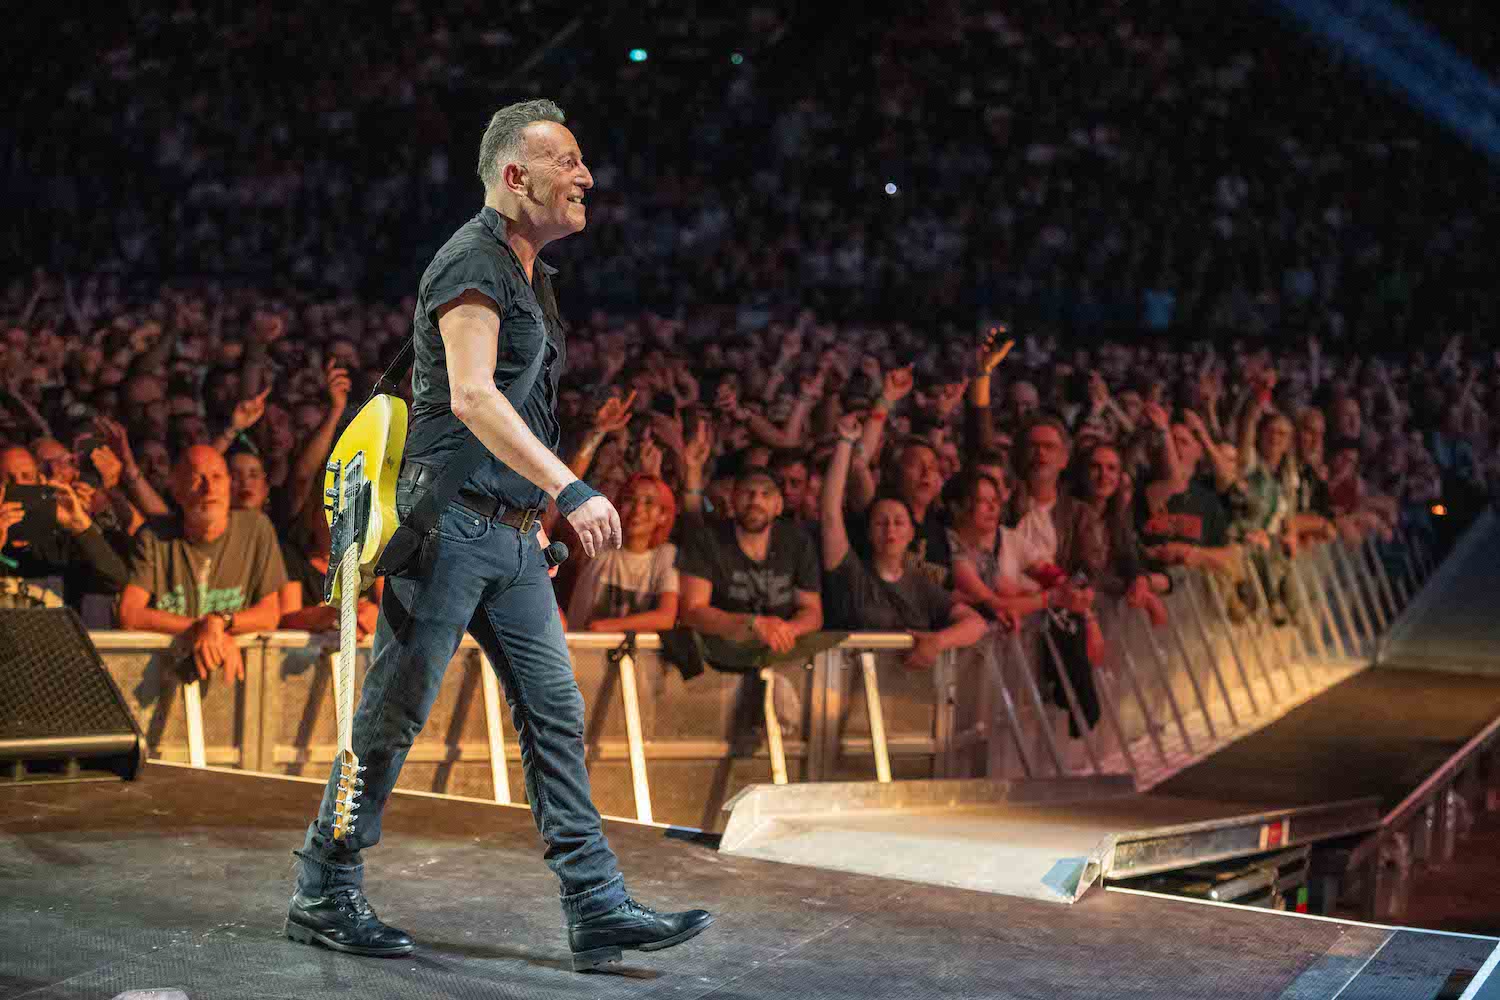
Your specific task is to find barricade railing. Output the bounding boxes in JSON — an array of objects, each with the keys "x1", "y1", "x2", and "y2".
[{"x1": 84, "y1": 529, "x2": 1433, "y2": 828}]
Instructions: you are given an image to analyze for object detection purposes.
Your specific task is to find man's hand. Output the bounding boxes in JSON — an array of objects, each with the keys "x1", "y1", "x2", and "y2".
[
  {"x1": 751, "y1": 615, "x2": 797, "y2": 654},
  {"x1": 326, "y1": 360, "x2": 352, "y2": 415},
  {"x1": 566, "y1": 494, "x2": 622, "y2": 558},
  {"x1": 904, "y1": 632, "x2": 944, "y2": 670},
  {"x1": 51, "y1": 481, "x2": 92, "y2": 536},
  {"x1": 683, "y1": 421, "x2": 713, "y2": 473},
  {"x1": 89, "y1": 445, "x2": 123, "y2": 491},
  {"x1": 593, "y1": 391, "x2": 636, "y2": 434},
  {"x1": 231, "y1": 388, "x2": 272, "y2": 432},
  {"x1": 190, "y1": 615, "x2": 234, "y2": 681},
  {"x1": 94, "y1": 416, "x2": 138, "y2": 476}
]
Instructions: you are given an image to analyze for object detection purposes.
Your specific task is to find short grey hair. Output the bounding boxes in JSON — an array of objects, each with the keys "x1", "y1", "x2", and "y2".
[{"x1": 477, "y1": 99, "x2": 567, "y2": 192}]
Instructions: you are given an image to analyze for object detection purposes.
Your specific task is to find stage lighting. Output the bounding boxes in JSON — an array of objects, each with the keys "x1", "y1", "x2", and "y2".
[
  {"x1": 629, "y1": 48, "x2": 648, "y2": 63},
  {"x1": 884, "y1": 182, "x2": 898, "y2": 195},
  {"x1": 730, "y1": 52, "x2": 744, "y2": 65},
  {"x1": 1432, "y1": 504, "x2": 1447, "y2": 516}
]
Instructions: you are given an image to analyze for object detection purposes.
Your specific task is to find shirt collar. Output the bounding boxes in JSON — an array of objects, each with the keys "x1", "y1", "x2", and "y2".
[{"x1": 479, "y1": 206, "x2": 559, "y2": 276}]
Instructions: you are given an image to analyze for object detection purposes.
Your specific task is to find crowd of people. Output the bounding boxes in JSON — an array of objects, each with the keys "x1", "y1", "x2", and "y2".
[
  {"x1": 3, "y1": 2, "x2": 1496, "y2": 711},
  {"x1": 0, "y1": 261, "x2": 1493, "y2": 694}
]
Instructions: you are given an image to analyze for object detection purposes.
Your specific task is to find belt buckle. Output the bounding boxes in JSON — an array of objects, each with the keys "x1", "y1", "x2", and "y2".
[{"x1": 519, "y1": 507, "x2": 536, "y2": 532}]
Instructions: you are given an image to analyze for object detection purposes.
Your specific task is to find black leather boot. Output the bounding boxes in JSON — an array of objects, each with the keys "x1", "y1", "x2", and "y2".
[
  {"x1": 568, "y1": 897, "x2": 713, "y2": 971},
  {"x1": 284, "y1": 888, "x2": 415, "y2": 957}
]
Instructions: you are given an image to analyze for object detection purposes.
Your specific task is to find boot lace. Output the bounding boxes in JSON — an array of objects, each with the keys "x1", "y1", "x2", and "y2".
[{"x1": 333, "y1": 888, "x2": 377, "y2": 921}]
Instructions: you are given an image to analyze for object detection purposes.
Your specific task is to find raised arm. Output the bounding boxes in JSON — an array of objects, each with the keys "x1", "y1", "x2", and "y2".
[
  {"x1": 439, "y1": 289, "x2": 619, "y2": 556},
  {"x1": 820, "y1": 415, "x2": 862, "y2": 571},
  {"x1": 286, "y1": 362, "x2": 352, "y2": 522}
]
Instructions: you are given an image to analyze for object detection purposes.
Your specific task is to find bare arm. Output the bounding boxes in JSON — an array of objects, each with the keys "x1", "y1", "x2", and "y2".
[
  {"x1": 117, "y1": 583, "x2": 196, "y2": 634},
  {"x1": 821, "y1": 436, "x2": 856, "y2": 571},
  {"x1": 677, "y1": 573, "x2": 755, "y2": 640},
  {"x1": 286, "y1": 365, "x2": 352, "y2": 522},
  {"x1": 589, "y1": 592, "x2": 679, "y2": 634},
  {"x1": 786, "y1": 588, "x2": 823, "y2": 638},
  {"x1": 442, "y1": 291, "x2": 578, "y2": 495}
]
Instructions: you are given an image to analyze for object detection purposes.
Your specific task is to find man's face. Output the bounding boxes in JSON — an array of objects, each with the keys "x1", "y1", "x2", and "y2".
[
  {"x1": 774, "y1": 461, "x2": 809, "y2": 512},
  {"x1": 1010, "y1": 382, "x2": 1040, "y2": 419},
  {"x1": 171, "y1": 446, "x2": 232, "y2": 520},
  {"x1": 898, "y1": 443, "x2": 943, "y2": 508},
  {"x1": 32, "y1": 438, "x2": 77, "y2": 485},
  {"x1": 229, "y1": 453, "x2": 270, "y2": 511},
  {"x1": 0, "y1": 447, "x2": 39, "y2": 485},
  {"x1": 1025, "y1": 425, "x2": 1068, "y2": 483},
  {"x1": 139, "y1": 440, "x2": 171, "y2": 491},
  {"x1": 518, "y1": 122, "x2": 594, "y2": 240},
  {"x1": 732, "y1": 478, "x2": 782, "y2": 534},
  {"x1": 1088, "y1": 447, "x2": 1123, "y2": 501}
]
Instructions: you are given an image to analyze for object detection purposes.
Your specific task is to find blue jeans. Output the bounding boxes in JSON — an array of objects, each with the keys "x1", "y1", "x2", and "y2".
[{"x1": 295, "y1": 488, "x2": 626, "y2": 922}]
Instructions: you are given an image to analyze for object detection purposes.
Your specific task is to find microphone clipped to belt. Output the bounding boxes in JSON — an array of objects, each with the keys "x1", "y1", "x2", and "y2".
[{"x1": 543, "y1": 540, "x2": 570, "y2": 569}]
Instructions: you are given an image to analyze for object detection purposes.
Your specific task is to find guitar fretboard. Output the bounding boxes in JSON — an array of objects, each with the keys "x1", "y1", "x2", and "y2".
[{"x1": 336, "y1": 544, "x2": 360, "y2": 752}]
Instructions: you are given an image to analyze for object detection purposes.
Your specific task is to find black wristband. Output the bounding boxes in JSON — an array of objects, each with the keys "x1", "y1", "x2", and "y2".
[{"x1": 556, "y1": 480, "x2": 603, "y2": 517}]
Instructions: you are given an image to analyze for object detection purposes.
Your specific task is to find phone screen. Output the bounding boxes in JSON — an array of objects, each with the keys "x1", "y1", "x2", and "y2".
[{"x1": 2, "y1": 484, "x2": 58, "y2": 551}]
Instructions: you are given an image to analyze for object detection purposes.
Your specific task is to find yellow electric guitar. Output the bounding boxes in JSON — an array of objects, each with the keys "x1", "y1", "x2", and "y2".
[{"x1": 321, "y1": 393, "x2": 408, "y2": 839}]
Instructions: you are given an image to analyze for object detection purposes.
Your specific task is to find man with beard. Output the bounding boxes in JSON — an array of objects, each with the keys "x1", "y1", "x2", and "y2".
[
  {"x1": 117, "y1": 445, "x2": 287, "y2": 682},
  {"x1": 677, "y1": 465, "x2": 823, "y2": 661}
]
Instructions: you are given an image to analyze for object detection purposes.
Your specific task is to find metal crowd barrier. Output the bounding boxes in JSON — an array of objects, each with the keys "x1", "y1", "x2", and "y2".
[{"x1": 87, "y1": 530, "x2": 1431, "y2": 831}]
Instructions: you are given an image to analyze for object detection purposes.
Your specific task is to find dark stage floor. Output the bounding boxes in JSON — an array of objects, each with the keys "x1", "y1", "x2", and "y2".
[{"x1": 2, "y1": 763, "x2": 1494, "y2": 1000}]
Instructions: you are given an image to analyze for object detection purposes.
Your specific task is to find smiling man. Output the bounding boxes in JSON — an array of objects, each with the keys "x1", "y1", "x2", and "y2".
[{"x1": 284, "y1": 99, "x2": 712, "y2": 972}]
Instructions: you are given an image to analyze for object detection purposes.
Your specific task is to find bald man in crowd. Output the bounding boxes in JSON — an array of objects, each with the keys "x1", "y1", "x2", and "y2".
[{"x1": 118, "y1": 445, "x2": 287, "y2": 681}]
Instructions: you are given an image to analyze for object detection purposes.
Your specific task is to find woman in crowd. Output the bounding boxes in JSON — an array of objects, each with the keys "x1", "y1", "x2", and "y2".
[
  {"x1": 821, "y1": 415, "x2": 989, "y2": 669},
  {"x1": 566, "y1": 472, "x2": 680, "y2": 633}
]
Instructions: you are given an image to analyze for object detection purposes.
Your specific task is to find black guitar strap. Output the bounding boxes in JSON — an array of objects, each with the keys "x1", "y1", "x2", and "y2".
[{"x1": 372, "y1": 329, "x2": 549, "y2": 580}]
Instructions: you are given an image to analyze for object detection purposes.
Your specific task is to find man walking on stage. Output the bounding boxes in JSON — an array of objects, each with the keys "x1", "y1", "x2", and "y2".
[{"x1": 285, "y1": 99, "x2": 713, "y2": 972}]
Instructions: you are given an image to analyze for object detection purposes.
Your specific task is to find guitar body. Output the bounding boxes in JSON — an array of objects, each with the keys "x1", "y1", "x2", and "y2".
[{"x1": 323, "y1": 393, "x2": 408, "y2": 603}]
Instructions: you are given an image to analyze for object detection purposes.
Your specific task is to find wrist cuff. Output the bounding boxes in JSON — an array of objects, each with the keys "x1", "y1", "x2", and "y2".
[{"x1": 557, "y1": 480, "x2": 603, "y2": 517}]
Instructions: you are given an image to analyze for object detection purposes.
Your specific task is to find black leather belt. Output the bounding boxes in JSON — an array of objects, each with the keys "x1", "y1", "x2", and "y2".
[{"x1": 398, "y1": 463, "x2": 545, "y2": 532}]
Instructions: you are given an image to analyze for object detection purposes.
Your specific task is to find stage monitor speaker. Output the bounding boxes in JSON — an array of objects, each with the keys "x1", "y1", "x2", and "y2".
[{"x1": 0, "y1": 607, "x2": 145, "y2": 783}]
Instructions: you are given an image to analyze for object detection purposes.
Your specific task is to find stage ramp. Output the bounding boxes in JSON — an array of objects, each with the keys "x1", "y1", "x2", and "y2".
[{"x1": 720, "y1": 777, "x2": 1380, "y2": 903}]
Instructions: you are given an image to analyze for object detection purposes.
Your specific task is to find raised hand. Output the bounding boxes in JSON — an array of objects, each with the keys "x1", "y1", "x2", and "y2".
[
  {"x1": 649, "y1": 411, "x2": 686, "y2": 456},
  {"x1": 683, "y1": 421, "x2": 713, "y2": 472},
  {"x1": 93, "y1": 416, "x2": 137, "y2": 473},
  {"x1": 934, "y1": 381, "x2": 967, "y2": 417},
  {"x1": 638, "y1": 431, "x2": 663, "y2": 478},
  {"x1": 1143, "y1": 401, "x2": 1170, "y2": 431},
  {"x1": 325, "y1": 360, "x2": 352, "y2": 413},
  {"x1": 593, "y1": 390, "x2": 637, "y2": 434},
  {"x1": 836, "y1": 413, "x2": 863, "y2": 442},
  {"x1": 883, "y1": 366, "x2": 915, "y2": 404},
  {"x1": 50, "y1": 480, "x2": 92, "y2": 536},
  {"x1": 978, "y1": 326, "x2": 1014, "y2": 375},
  {"x1": 231, "y1": 388, "x2": 272, "y2": 432}
]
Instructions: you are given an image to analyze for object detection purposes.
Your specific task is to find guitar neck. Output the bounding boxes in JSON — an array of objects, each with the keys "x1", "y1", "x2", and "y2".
[{"x1": 335, "y1": 543, "x2": 360, "y2": 754}]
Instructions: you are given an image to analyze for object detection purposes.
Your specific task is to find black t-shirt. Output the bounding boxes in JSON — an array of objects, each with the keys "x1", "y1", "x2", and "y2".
[
  {"x1": 1136, "y1": 476, "x2": 1231, "y2": 550},
  {"x1": 405, "y1": 206, "x2": 567, "y2": 508},
  {"x1": 823, "y1": 551, "x2": 953, "y2": 632},
  {"x1": 675, "y1": 517, "x2": 820, "y2": 619},
  {"x1": 851, "y1": 505, "x2": 953, "y2": 588}
]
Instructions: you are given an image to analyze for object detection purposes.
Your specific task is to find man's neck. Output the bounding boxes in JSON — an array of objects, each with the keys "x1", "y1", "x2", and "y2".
[
  {"x1": 1027, "y1": 478, "x2": 1059, "y2": 505},
  {"x1": 486, "y1": 199, "x2": 544, "y2": 282},
  {"x1": 184, "y1": 514, "x2": 228, "y2": 545},
  {"x1": 735, "y1": 525, "x2": 772, "y2": 561}
]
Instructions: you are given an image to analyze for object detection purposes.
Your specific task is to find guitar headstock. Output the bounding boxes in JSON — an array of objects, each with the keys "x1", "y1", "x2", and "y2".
[{"x1": 330, "y1": 748, "x2": 365, "y2": 841}]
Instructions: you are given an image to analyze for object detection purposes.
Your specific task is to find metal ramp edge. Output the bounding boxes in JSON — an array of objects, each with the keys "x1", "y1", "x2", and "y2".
[{"x1": 719, "y1": 778, "x2": 1380, "y2": 906}]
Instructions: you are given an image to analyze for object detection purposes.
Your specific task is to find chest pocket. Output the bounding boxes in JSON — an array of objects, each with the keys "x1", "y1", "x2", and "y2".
[{"x1": 499, "y1": 297, "x2": 547, "y2": 374}]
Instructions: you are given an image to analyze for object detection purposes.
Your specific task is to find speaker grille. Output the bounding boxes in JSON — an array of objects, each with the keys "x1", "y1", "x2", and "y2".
[{"x1": 0, "y1": 608, "x2": 139, "y2": 740}]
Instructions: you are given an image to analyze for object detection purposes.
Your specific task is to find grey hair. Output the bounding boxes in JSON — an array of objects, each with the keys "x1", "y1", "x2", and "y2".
[{"x1": 477, "y1": 99, "x2": 567, "y2": 192}]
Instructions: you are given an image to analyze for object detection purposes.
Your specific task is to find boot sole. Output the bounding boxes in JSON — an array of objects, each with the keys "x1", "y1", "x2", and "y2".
[
  {"x1": 571, "y1": 915, "x2": 715, "y2": 972},
  {"x1": 284, "y1": 917, "x2": 415, "y2": 957}
]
